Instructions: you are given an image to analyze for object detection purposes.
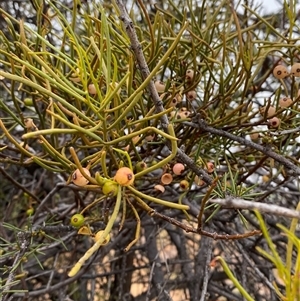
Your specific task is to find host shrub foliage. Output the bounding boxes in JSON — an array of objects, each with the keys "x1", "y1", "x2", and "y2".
[{"x1": 1, "y1": 0, "x2": 300, "y2": 300}]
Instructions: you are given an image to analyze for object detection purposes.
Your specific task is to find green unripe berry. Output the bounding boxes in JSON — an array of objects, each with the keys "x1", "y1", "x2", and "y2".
[
  {"x1": 246, "y1": 154, "x2": 255, "y2": 162},
  {"x1": 24, "y1": 98, "x2": 34, "y2": 106},
  {"x1": 26, "y1": 208, "x2": 34, "y2": 216},
  {"x1": 102, "y1": 181, "x2": 118, "y2": 196},
  {"x1": 70, "y1": 214, "x2": 85, "y2": 227},
  {"x1": 135, "y1": 161, "x2": 147, "y2": 173}
]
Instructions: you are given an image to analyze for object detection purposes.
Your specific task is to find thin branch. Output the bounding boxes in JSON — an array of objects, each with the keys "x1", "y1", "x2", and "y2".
[
  {"x1": 269, "y1": 126, "x2": 300, "y2": 136},
  {"x1": 148, "y1": 209, "x2": 261, "y2": 240},
  {"x1": 199, "y1": 237, "x2": 213, "y2": 301},
  {"x1": 0, "y1": 167, "x2": 41, "y2": 203},
  {"x1": 33, "y1": 182, "x2": 66, "y2": 223},
  {"x1": 189, "y1": 117, "x2": 300, "y2": 176},
  {"x1": 1, "y1": 232, "x2": 31, "y2": 301},
  {"x1": 115, "y1": 0, "x2": 167, "y2": 121},
  {"x1": 209, "y1": 197, "x2": 300, "y2": 219},
  {"x1": 115, "y1": 0, "x2": 212, "y2": 185}
]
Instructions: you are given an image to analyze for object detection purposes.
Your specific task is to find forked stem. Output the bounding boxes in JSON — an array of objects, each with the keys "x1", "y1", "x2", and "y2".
[{"x1": 68, "y1": 185, "x2": 122, "y2": 277}]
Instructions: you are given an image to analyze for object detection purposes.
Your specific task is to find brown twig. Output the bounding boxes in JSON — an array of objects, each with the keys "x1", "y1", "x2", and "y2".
[
  {"x1": 1, "y1": 232, "x2": 31, "y2": 301},
  {"x1": 190, "y1": 117, "x2": 300, "y2": 176},
  {"x1": 149, "y1": 209, "x2": 261, "y2": 240},
  {"x1": 0, "y1": 167, "x2": 41, "y2": 203}
]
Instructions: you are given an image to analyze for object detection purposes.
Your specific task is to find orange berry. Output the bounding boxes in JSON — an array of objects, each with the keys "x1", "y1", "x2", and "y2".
[
  {"x1": 262, "y1": 175, "x2": 270, "y2": 182},
  {"x1": 206, "y1": 162, "x2": 215, "y2": 173},
  {"x1": 279, "y1": 97, "x2": 293, "y2": 108},
  {"x1": 88, "y1": 83, "x2": 97, "y2": 94},
  {"x1": 273, "y1": 65, "x2": 289, "y2": 79},
  {"x1": 154, "y1": 80, "x2": 166, "y2": 93},
  {"x1": 259, "y1": 106, "x2": 276, "y2": 118},
  {"x1": 72, "y1": 168, "x2": 90, "y2": 186},
  {"x1": 186, "y1": 90, "x2": 197, "y2": 101},
  {"x1": 172, "y1": 163, "x2": 185, "y2": 175},
  {"x1": 269, "y1": 117, "x2": 281, "y2": 128},
  {"x1": 114, "y1": 167, "x2": 135, "y2": 186},
  {"x1": 291, "y1": 63, "x2": 300, "y2": 77},
  {"x1": 250, "y1": 132, "x2": 259, "y2": 141}
]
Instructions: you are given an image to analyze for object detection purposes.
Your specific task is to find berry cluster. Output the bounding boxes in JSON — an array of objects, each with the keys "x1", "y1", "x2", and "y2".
[
  {"x1": 258, "y1": 63, "x2": 300, "y2": 130},
  {"x1": 273, "y1": 63, "x2": 300, "y2": 79},
  {"x1": 154, "y1": 68, "x2": 199, "y2": 120}
]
